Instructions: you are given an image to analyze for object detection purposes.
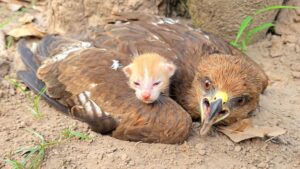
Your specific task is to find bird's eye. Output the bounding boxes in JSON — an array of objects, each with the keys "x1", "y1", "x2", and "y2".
[
  {"x1": 236, "y1": 97, "x2": 246, "y2": 106},
  {"x1": 134, "y1": 82, "x2": 140, "y2": 86},
  {"x1": 204, "y1": 79, "x2": 211, "y2": 90},
  {"x1": 230, "y1": 95, "x2": 250, "y2": 108},
  {"x1": 153, "y1": 81, "x2": 161, "y2": 86}
]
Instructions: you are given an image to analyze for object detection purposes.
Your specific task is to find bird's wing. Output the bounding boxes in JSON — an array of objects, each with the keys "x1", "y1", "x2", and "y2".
[{"x1": 33, "y1": 36, "x2": 192, "y2": 143}]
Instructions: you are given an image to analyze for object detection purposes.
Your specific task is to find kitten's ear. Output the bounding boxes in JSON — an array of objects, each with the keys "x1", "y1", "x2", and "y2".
[
  {"x1": 122, "y1": 64, "x2": 132, "y2": 77},
  {"x1": 163, "y1": 63, "x2": 177, "y2": 77}
]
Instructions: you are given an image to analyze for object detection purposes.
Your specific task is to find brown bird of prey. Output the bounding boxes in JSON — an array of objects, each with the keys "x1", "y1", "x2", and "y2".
[{"x1": 17, "y1": 13, "x2": 268, "y2": 143}]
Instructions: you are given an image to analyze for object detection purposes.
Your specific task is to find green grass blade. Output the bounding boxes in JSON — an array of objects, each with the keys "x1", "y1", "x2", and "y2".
[
  {"x1": 62, "y1": 129, "x2": 92, "y2": 141},
  {"x1": 245, "y1": 22, "x2": 274, "y2": 45},
  {"x1": 233, "y1": 16, "x2": 253, "y2": 44},
  {"x1": 25, "y1": 128, "x2": 45, "y2": 143},
  {"x1": 255, "y1": 5, "x2": 299, "y2": 15},
  {"x1": 6, "y1": 36, "x2": 14, "y2": 49},
  {"x1": 3, "y1": 159, "x2": 24, "y2": 169}
]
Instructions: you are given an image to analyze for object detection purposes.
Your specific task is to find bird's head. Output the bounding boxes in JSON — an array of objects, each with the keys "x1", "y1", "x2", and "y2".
[{"x1": 191, "y1": 54, "x2": 268, "y2": 135}]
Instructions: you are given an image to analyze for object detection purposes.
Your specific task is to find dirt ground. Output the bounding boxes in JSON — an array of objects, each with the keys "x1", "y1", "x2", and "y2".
[{"x1": 1, "y1": 3, "x2": 300, "y2": 169}]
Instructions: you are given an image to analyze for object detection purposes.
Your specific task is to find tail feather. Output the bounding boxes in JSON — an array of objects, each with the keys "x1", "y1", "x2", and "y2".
[
  {"x1": 17, "y1": 37, "x2": 69, "y2": 114},
  {"x1": 17, "y1": 39, "x2": 39, "y2": 73},
  {"x1": 17, "y1": 71, "x2": 69, "y2": 113}
]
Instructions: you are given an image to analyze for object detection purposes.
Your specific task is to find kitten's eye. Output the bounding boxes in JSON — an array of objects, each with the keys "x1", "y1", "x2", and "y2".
[
  {"x1": 134, "y1": 82, "x2": 140, "y2": 86},
  {"x1": 153, "y1": 81, "x2": 161, "y2": 86}
]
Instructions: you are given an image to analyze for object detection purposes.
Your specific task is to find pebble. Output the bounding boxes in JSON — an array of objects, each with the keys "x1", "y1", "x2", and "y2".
[
  {"x1": 292, "y1": 71, "x2": 300, "y2": 79},
  {"x1": 291, "y1": 63, "x2": 300, "y2": 72},
  {"x1": 120, "y1": 153, "x2": 128, "y2": 161},
  {"x1": 9, "y1": 88, "x2": 15, "y2": 96},
  {"x1": 195, "y1": 143, "x2": 206, "y2": 150},
  {"x1": 234, "y1": 145, "x2": 242, "y2": 152},
  {"x1": 282, "y1": 35, "x2": 298, "y2": 44},
  {"x1": 257, "y1": 162, "x2": 268, "y2": 168},
  {"x1": 0, "y1": 58, "x2": 10, "y2": 77},
  {"x1": 128, "y1": 160, "x2": 135, "y2": 166},
  {"x1": 199, "y1": 150, "x2": 206, "y2": 156}
]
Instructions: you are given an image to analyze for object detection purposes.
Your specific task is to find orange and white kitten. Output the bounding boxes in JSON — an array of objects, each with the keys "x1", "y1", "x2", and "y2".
[{"x1": 122, "y1": 53, "x2": 176, "y2": 103}]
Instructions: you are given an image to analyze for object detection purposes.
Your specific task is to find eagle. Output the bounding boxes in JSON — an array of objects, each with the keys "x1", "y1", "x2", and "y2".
[{"x1": 17, "y1": 13, "x2": 268, "y2": 144}]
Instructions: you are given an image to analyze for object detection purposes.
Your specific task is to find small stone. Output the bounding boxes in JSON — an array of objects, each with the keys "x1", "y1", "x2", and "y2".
[
  {"x1": 270, "y1": 37, "x2": 284, "y2": 58},
  {"x1": 120, "y1": 154, "x2": 128, "y2": 161},
  {"x1": 17, "y1": 121, "x2": 26, "y2": 129},
  {"x1": 128, "y1": 160, "x2": 135, "y2": 166},
  {"x1": 292, "y1": 71, "x2": 300, "y2": 79},
  {"x1": 199, "y1": 150, "x2": 206, "y2": 156},
  {"x1": 282, "y1": 35, "x2": 298, "y2": 44},
  {"x1": 234, "y1": 145, "x2": 242, "y2": 152},
  {"x1": 195, "y1": 143, "x2": 206, "y2": 150},
  {"x1": 291, "y1": 63, "x2": 300, "y2": 72},
  {"x1": 257, "y1": 162, "x2": 267, "y2": 168},
  {"x1": 0, "y1": 58, "x2": 10, "y2": 77},
  {"x1": 270, "y1": 45, "x2": 283, "y2": 58},
  {"x1": 9, "y1": 88, "x2": 16, "y2": 96}
]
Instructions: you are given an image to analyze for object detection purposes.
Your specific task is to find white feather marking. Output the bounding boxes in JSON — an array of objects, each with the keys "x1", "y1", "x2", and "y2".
[
  {"x1": 51, "y1": 42, "x2": 92, "y2": 62},
  {"x1": 31, "y1": 42, "x2": 38, "y2": 54},
  {"x1": 84, "y1": 101, "x2": 92, "y2": 113},
  {"x1": 90, "y1": 100, "x2": 102, "y2": 115},
  {"x1": 104, "y1": 112, "x2": 110, "y2": 116},
  {"x1": 151, "y1": 22, "x2": 158, "y2": 26},
  {"x1": 84, "y1": 91, "x2": 91, "y2": 98},
  {"x1": 78, "y1": 93, "x2": 87, "y2": 104},
  {"x1": 157, "y1": 19, "x2": 164, "y2": 24},
  {"x1": 111, "y1": 60, "x2": 122, "y2": 70},
  {"x1": 196, "y1": 28, "x2": 202, "y2": 32},
  {"x1": 164, "y1": 18, "x2": 179, "y2": 24},
  {"x1": 88, "y1": 83, "x2": 98, "y2": 88},
  {"x1": 204, "y1": 35, "x2": 210, "y2": 40},
  {"x1": 152, "y1": 35, "x2": 160, "y2": 40}
]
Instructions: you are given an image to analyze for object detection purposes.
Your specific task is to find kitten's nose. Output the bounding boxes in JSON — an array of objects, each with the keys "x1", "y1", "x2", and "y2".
[{"x1": 142, "y1": 92, "x2": 151, "y2": 100}]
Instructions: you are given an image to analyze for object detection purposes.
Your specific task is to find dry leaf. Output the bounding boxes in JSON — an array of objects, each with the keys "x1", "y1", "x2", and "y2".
[
  {"x1": 218, "y1": 119, "x2": 286, "y2": 143},
  {"x1": 7, "y1": 23, "x2": 46, "y2": 38},
  {"x1": 18, "y1": 13, "x2": 35, "y2": 24},
  {"x1": 4, "y1": 0, "x2": 28, "y2": 11}
]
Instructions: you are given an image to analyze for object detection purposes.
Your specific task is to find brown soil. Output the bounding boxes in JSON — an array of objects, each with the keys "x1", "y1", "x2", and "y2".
[{"x1": 1, "y1": 3, "x2": 300, "y2": 169}]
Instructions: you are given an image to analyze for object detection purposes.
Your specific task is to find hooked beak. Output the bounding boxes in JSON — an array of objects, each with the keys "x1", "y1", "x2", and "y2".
[{"x1": 199, "y1": 91, "x2": 230, "y2": 135}]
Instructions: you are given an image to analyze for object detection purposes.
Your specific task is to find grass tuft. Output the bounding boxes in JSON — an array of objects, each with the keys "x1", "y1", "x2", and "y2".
[
  {"x1": 4, "y1": 76, "x2": 46, "y2": 119},
  {"x1": 230, "y1": 5, "x2": 299, "y2": 52},
  {"x1": 3, "y1": 129, "x2": 58, "y2": 169},
  {"x1": 62, "y1": 128, "x2": 92, "y2": 141}
]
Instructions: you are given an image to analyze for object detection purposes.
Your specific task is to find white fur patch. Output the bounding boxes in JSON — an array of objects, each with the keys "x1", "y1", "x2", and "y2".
[
  {"x1": 111, "y1": 60, "x2": 122, "y2": 70},
  {"x1": 51, "y1": 41, "x2": 92, "y2": 62}
]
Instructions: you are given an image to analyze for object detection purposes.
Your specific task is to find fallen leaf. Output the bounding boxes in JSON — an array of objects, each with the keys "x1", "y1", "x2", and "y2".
[
  {"x1": 218, "y1": 119, "x2": 286, "y2": 143},
  {"x1": 4, "y1": 0, "x2": 28, "y2": 12},
  {"x1": 7, "y1": 23, "x2": 46, "y2": 38},
  {"x1": 18, "y1": 13, "x2": 35, "y2": 24}
]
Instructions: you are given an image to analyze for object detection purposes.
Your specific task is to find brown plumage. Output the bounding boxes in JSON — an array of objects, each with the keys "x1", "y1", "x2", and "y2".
[{"x1": 17, "y1": 13, "x2": 268, "y2": 143}]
